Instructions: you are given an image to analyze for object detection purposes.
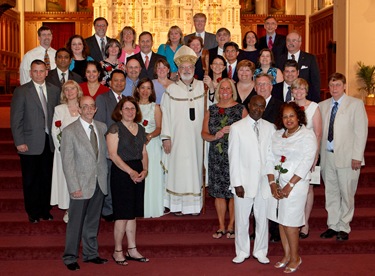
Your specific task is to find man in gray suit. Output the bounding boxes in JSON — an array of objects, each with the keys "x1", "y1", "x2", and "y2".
[
  {"x1": 61, "y1": 96, "x2": 108, "y2": 271},
  {"x1": 11, "y1": 59, "x2": 60, "y2": 223},
  {"x1": 95, "y1": 69, "x2": 126, "y2": 221},
  {"x1": 46, "y1": 48, "x2": 83, "y2": 89},
  {"x1": 184, "y1": 13, "x2": 218, "y2": 50}
]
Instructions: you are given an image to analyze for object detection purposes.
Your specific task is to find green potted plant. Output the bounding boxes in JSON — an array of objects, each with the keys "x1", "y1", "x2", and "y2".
[{"x1": 356, "y1": 61, "x2": 375, "y2": 105}]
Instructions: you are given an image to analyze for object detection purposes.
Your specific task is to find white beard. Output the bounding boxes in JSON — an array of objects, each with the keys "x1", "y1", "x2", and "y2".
[{"x1": 180, "y1": 72, "x2": 194, "y2": 81}]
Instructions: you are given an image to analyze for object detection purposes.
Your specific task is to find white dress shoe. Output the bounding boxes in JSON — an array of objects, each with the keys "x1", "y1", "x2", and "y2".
[
  {"x1": 254, "y1": 255, "x2": 270, "y2": 264},
  {"x1": 232, "y1": 256, "x2": 248, "y2": 264}
]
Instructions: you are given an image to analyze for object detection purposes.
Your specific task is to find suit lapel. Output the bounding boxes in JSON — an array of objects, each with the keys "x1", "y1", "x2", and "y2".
[
  {"x1": 29, "y1": 82, "x2": 44, "y2": 112},
  {"x1": 76, "y1": 120, "x2": 97, "y2": 160}
]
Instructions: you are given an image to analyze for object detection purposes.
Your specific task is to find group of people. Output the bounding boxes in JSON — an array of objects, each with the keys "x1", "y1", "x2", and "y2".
[{"x1": 11, "y1": 12, "x2": 368, "y2": 273}]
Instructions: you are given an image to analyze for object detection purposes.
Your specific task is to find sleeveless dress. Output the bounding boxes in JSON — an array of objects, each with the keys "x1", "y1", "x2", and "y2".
[
  {"x1": 140, "y1": 103, "x2": 164, "y2": 218},
  {"x1": 107, "y1": 122, "x2": 147, "y2": 220},
  {"x1": 208, "y1": 104, "x2": 244, "y2": 198}
]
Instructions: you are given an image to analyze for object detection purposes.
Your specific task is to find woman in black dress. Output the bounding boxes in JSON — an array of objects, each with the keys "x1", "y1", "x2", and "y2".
[
  {"x1": 202, "y1": 78, "x2": 247, "y2": 239},
  {"x1": 106, "y1": 96, "x2": 149, "y2": 266}
]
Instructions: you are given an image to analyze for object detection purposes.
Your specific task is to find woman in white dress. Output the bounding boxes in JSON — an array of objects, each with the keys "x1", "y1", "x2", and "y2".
[
  {"x1": 133, "y1": 78, "x2": 163, "y2": 218},
  {"x1": 292, "y1": 78, "x2": 322, "y2": 239},
  {"x1": 50, "y1": 80, "x2": 82, "y2": 222},
  {"x1": 266, "y1": 102, "x2": 317, "y2": 273}
]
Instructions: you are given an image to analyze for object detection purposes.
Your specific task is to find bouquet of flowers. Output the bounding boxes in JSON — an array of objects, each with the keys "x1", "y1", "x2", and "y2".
[{"x1": 215, "y1": 107, "x2": 228, "y2": 154}]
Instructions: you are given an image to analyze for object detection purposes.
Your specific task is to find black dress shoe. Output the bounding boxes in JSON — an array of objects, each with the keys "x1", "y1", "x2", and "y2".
[
  {"x1": 41, "y1": 213, "x2": 54, "y2": 221},
  {"x1": 336, "y1": 231, "x2": 349, "y2": 241},
  {"x1": 102, "y1": 214, "x2": 114, "y2": 222},
  {"x1": 84, "y1": 257, "x2": 108, "y2": 264},
  {"x1": 66, "y1": 262, "x2": 80, "y2": 271},
  {"x1": 320, "y1": 229, "x2": 338, "y2": 239},
  {"x1": 270, "y1": 235, "x2": 281, "y2": 243},
  {"x1": 28, "y1": 216, "x2": 39, "y2": 223},
  {"x1": 299, "y1": 232, "x2": 309, "y2": 239}
]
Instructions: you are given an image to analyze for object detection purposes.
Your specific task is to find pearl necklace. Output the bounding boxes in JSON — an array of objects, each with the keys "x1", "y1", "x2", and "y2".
[{"x1": 285, "y1": 125, "x2": 301, "y2": 138}]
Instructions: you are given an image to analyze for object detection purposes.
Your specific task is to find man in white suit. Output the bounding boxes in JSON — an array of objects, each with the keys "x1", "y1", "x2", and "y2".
[
  {"x1": 61, "y1": 96, "x2": 108, "y2": 270},
  {"x1": 319, "y1": 73, "x2": 368, "y2": 241},
  {"x1": 229, "y1": 95, "x2": 275, "y2": 264}
]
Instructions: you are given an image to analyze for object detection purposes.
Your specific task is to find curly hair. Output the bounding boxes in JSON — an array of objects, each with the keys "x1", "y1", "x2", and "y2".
[{"x1": 275, "y1": 102, "x2": 307, "y2": 130}]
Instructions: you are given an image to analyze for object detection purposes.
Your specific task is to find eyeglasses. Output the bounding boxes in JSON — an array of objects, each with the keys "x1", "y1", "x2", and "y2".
[
  {"x1": 122, "y1": 107, "x2": 136, "y2": 112},
  {"x1": 81, "y1": 104, "x2": 96, "y2": 111}
]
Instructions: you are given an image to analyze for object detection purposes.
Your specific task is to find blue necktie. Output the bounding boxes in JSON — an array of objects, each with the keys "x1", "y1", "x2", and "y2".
[
  {"x1": 286, "y1": 86, "x2": 292, "y2": 102},
  {"x1": 328, "y1": 102, "x2": 338, "y2": 142}
]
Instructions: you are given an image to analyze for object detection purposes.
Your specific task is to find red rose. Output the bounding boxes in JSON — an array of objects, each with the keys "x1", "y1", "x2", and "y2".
[
  {"x1": 105, "y1": 65, "x2": 112, "y2": 72},
  {"x1": 280, "y1": 156, "x2": 286, "y2": 163},
  {"x1": 216, "y1": 77, "x2": 222, "y2": 83},
  {"x1": 300, "y1": 106, "x2": 305, "y2": 111},
  {"x1": 55, "y1": 120, "x2": 62, "y2": 128},
  {"x1": 142, "y1": 120, "x2": 148, "y2": 126},
  {"x1": 218, "y1": 108, "x2": 225, "y2": 115},
  {"x1": 194, "y1": 74, "x2": 198, "y2": 79}
]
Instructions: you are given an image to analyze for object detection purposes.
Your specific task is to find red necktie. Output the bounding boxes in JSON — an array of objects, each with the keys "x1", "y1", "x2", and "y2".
[
  {"x1": 228, "y1": 65, "x2": 232, "y2": 79},
  {"x1": 268, "y1": 37, "x2": 273, "y2": 50},
  {"x1": 145, "y1": 55, "x2": 150, "y2": 70}
]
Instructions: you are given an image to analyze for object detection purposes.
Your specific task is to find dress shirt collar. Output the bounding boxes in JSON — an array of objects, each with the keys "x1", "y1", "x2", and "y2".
[
  {"x1": 95, "y1": 34, "x2": 106, "y2": 46},
  {"x1": 56, "y1": 68, "x2": 69, "y2": 79},
  {"x1": 141, "y1": 51, "x2": 152, "y2": 63},
  {"x1": 288, "y1": 50, "x2": 300, "y2": 61},
  {"x1": 266, "y1": 33, "x2": 276, "y2": 43}
]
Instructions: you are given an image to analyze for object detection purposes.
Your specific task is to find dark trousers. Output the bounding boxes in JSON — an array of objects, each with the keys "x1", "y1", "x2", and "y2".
[
  {"x1": 63, "y1": 183, "x2": 104, "y2": 264},
  {"x1": 19, "y1": 134, "x2": 53, "y2": 218}
]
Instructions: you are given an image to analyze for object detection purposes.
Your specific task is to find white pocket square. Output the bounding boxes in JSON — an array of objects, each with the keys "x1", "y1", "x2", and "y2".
[{"x1": 301, "y1": 65, "x2": 309, "y2": 69}]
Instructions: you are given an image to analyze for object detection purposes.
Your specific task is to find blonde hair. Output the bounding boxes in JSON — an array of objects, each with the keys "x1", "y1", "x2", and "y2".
[
  {"x1": 60, "y1": 80, "x2": 83, "y2": 104},
  {"x1": 215, "y1": 78, "x2": 238, "y2": 102}
]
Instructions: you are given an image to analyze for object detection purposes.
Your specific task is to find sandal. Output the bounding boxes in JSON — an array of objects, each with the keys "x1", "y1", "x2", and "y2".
[
  {"x1": 212, "y1": 229, "x2": 226, "y2": 239},
  {"x1": 226, "y1": 229, "x2": 235, "y2": 239},
  {"x1": 126, "y1": 247, "x2": 149, "y2": 263},
  {"x1": 112, "y1": 249, "x2": 128, "y2": 266}
]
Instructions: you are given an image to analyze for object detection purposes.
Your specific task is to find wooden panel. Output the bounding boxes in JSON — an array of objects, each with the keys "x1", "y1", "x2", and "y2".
[
  {"x1": 24, "y1": 12, "x2": 93, "y2": 54},
  {"x1": 43, "y1": 22, "x2": 75, "y2": 49},
  {"x1": 240, "y1": 14, "x2": 306, "y2": 50},
  {"x1": 309, "y1": 6, "x2": 334, "y2": 96}
]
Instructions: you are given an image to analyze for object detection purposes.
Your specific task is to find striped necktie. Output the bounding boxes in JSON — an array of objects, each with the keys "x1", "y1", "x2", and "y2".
[{"x1": 44, "y1": 49, "x2": 50, "y2": 70}]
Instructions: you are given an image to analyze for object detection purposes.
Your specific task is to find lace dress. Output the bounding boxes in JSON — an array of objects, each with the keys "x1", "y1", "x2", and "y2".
[{"x1": 208, "y1": 104, "x2": 244, "y2": 198}]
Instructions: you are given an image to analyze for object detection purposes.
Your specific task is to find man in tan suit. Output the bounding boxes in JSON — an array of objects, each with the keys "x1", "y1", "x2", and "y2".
[{"x1": 319, "y1": 73, "x2": 368, "y2": 241}]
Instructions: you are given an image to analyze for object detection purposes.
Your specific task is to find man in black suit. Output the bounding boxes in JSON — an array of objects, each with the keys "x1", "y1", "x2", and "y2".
[
  {"x1": 85, "y1": 17, "x2": 110, "y2": 62},
  {"x1": 276, "y1": 30, "x2": 321, "y2": 103},
  {"x1": 10, "y1": 59, "x2": 60, "y2": 223},
  {"x1": 254, "y1": 73, "x2": 282, "y2": 125},
  {"x1": 184, "y1": 13, "x2": 218, "y2": 50},
  {"x1": 95, "y1": 69, "x2": 126, "y2": 222},
  {"x1": 208, "y1": 28, "x2": 231, "y2": 66},
  {"x1": 223, "y1": 42, "x2": 240, "y2": 83},
  {"x1": 272, "y1": 60, "x2": 299, "y2": 102},
  {"x1": 127, "y1": 31, "x2": 166, "y2": 80},
  {"x1": 258, "y1": 16, "x2": 287, "y2": 62},
  {"x1": 46, "y1": 48, "x2": 83, "y2": 89}
]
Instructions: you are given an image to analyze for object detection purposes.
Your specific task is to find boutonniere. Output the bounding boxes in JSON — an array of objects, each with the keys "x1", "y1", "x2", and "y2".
[{"x1": 216, "y1": 77, "x2": 222, "y2": 83}]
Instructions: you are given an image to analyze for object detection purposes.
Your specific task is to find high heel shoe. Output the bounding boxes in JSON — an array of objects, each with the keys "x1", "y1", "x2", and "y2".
[
  {"x1": 126, "y1": 247, "x2": 149, "y2": 262},
  {"x1": 112, "y1": 249, "x2": 128, "y2": 266},
  {"x1": 284, "y1": 257, "x2": 302, "y2": 273},
  {"x1": 275, "y1": 259, "x2": 289, "y2": 268}
]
